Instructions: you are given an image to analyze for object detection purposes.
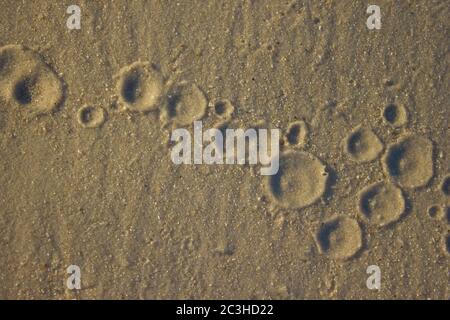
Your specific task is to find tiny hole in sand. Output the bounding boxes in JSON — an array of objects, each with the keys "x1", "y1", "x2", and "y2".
[{"x1": 14, "y1": 78, "x2": 34, "y2": 105}]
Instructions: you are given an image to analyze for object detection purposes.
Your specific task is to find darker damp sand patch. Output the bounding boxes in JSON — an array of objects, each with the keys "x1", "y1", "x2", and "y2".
[
  {"x1": 121, "y1": 70, "x2": 141, "y2": 104},
  {"x1": 440, "y1": 175, "x2": 450, "y2": 196},
  {"x1": 383, "y1": 103, "x2": 408, "y2": 127},
  {"x1": 13, "y1": 76, "x2": 34, "y2": 105}
]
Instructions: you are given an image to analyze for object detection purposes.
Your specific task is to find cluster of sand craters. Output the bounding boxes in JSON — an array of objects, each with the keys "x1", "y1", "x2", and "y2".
[
  {"x1": 0, "y1": 49, "x2": 216, "y2": 132},
  {"x1": 285, "y1": 120, "x2": 308, "y2": 148},
  {"x1": 0, "y1": 47, "x2": 249, "y2": 156},
  {"x1": 262, "y1": 95, "x2": 446, "y2": 261},
  {"x1": 114, "y1": 61, "x2": 209, "y2": 128},
  {"x1": 0, "y1": 44, "x2": 447, "y2": 264}
]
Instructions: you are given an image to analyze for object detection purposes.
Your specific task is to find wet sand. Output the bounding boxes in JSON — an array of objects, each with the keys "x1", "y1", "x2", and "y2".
[{"x1": 0, "y1": 0, "x2": 448, "y2": 299}]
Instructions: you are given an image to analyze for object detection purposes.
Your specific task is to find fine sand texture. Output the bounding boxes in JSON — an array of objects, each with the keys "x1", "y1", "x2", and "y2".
[{"x1": 0, "y1": 0, "x2": 448, "y2": 299}]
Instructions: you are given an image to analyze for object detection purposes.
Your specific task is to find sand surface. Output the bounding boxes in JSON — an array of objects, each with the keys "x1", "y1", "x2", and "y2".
[{"x1": 0, "y1": 0, "x2": 448, "y2": 299}]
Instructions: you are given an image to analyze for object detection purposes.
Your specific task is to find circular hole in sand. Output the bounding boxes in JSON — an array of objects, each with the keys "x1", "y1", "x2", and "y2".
[
  {"x1": 427, "y1": 205, "x2": 443, "y2": 219},
  {"x1": 382, "y1": 135, "x2": 434, "y2": 189},
  {"x1": 11, "y1": 70, "x2": 63, "y2": 113},
  {"x1": 1, "y1": 45, "x2": 64, "y2": 114},
  {"x1": 316, "y1": 216, "x2": 362, "y2": 260},
  {"x1": 441, "y1": 175, "x2": 450, "y2": 196},
  {"x1": 116, "y1": 61, "x2": 163, "y2": 112},
  {"x1": 384, "y1": 104, "x2": 397, "y2": 123},
  {"x1": 214, "y1": 102, "x2": 226, "y2": 115},
  {"x1": 266, "y1": 151, "x2": 328, "y2": 209},
  {"x1": 383, "y1": 103, "x2": 408, "y2": 127},
  {"x1": 13, "y1": 77, "x2": 34, "y2": 105},
  {"x1": 359, "y1": 181, "x2": 405, "y2": 227},
  {"x1": 213, "y1": 99, "x2": 234, "y2": 119},
  {"x1": 344, "y1": 126, "x2": 383, "y2": 163},
  {"x1": 121, "y1": 71, "x2": 141, "y2": 104},
  {"x1": 77, "y1": 105, "x2": 106, "y2": 129},
  {"x1": 286, "y1": 120, "x2": 308, "y2": 147}
]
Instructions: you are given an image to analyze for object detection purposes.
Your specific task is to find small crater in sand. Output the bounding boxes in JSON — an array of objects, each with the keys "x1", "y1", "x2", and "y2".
[
  {"x1": 316, "y1": 216, "x2": 362, "y2": 260},
  {"x1": 13, "y1": 76, "x2": 34, "y2": 105},
  {"x1": 427, "y1": 204, "x2": 443, "y2": 219},
  {"x1": 383, "y1": 135, "x2": 434, "y2": 188},
  {"x1": 163, "y1": 82, "x2": 207, "y2": 126},
  {"x1": 285, "y1": 120, "x2": 308, "y2": 147},
  {"x1": 116, "y1": 61, "x2": 164, "y2": 112},
  {"x1": 77, "y1": 105, "x2": 106, "y2": 128},
  {"x1": 440, "y1": 175, "x2": 450, "y2": 196},
  {"x1": 383, "y1": 103, "x2": 408, "y2": 127},
  {"x1": 213, "y1": 99, "x2": 234, "y2": 120},
  {"x1": 383, "y1": 79, "x2": 395, "y2": 87},
  {"x1": 0, "y1": 45, "x2": 64, "y2": 113},
  {"x1": 344, "y1": 126, "x2": 383, "y2": 163},
  {"x1": 267, "y1": 151, "x2": 328, "y2": 209},
  {"x1": 359, "y1": 181, "x2": 405, "y2": 227}
]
